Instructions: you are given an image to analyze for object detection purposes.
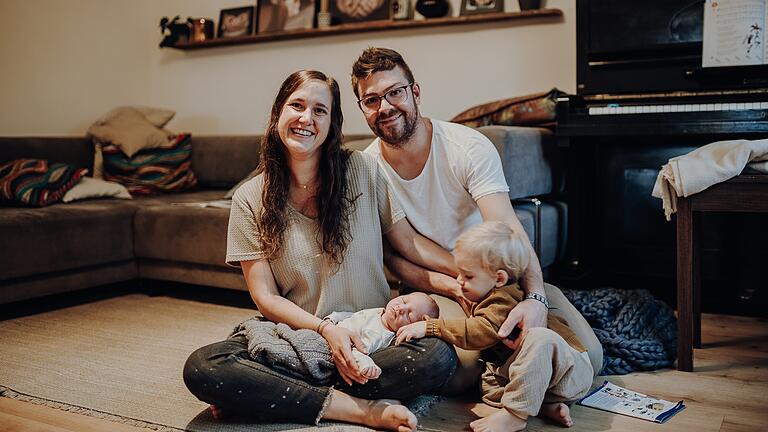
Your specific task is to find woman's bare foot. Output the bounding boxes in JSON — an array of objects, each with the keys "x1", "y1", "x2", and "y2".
[
  {"x1": 539, "y1": 402, "x2": 573, "y2": 427},
  {"x1": 366, "y1": 399, "x2": 417, "y2": 432},
  {"x1": 209, "y1": 404, "x2": 224, "y2": 420},
  {"x1": 323, "y1": 391, "x2": 416, "y2": 432},
  {"x1": 470, "y1": 408, "x2": 527, "y2": 432}
]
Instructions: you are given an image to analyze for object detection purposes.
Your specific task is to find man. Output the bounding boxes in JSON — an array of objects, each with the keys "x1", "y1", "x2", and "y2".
[{"x1": 351, "y1": 47, "x2": 602, "y2": 392}]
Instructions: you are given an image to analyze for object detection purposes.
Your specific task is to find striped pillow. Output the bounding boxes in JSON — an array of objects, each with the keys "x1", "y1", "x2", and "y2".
[
  {"x1": 0, "y1": 159, "x2": 88, "y2": 207},
  {"x1": 102, "y1": 133, "x2": 197, "y2": 196}
]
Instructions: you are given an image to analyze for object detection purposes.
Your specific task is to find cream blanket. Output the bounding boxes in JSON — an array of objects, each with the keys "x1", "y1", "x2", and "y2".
[{"x1": 652, "y1": 138, "x2": 768, "y2": 221}]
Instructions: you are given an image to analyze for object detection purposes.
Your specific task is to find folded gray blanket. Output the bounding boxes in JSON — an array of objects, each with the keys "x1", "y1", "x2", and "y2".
[{"x1": 232, "y1": 318, "x2": 336, "y2": 384}]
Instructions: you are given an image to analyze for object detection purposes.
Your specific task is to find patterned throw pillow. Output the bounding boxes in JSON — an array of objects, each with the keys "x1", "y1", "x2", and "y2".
[
  {"x1": 451, "y1": 88, "x2": 563, "y2": 128},
  {"x1": 102, "y1": 133, "x2": 197, "y2": 196},
  {"x1": 0, "y1": 159, "x2": 88, "y2": 207}
]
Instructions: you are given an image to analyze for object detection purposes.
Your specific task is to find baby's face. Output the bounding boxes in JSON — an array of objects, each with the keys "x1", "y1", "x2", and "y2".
[
  {"x1": 454, "y1": 249, "x2": 497, "y2": 302},
  {"x1": 382, "y1": 293, "x2": 434, "y2": 331}
]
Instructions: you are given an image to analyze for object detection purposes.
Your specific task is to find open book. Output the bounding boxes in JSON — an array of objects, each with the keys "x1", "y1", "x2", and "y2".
[
  {"x1": 703, "y1": 0, "x2": 766, "y2": 67},
  {"x1": 578, "y1": 381, "x2": 685, "y2": 424}
]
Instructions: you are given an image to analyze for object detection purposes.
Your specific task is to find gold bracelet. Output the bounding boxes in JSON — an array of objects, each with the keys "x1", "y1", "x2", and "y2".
[{"x1": 317, "y1": 318, "x2": 333, "y2": 336}]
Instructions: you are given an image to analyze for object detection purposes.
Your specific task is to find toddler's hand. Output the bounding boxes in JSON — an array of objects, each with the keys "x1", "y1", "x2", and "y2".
[{"x1": 395, "y1": 321, "x2": 427, "y2": 345}]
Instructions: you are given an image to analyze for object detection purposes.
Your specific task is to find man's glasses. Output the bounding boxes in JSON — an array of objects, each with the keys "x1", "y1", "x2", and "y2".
[{"x1": 357, "y1": 83, "x2": 414, "y2": 113}]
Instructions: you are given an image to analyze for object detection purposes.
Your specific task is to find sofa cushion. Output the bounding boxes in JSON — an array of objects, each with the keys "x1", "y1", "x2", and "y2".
[
  {"x1": 134, "y1": 202, "x2": 229, "y2": 268},
  {"x1": 479, "y1": 126, "x2": 557, "y2": 200},
  {"x1": 103, "y1": 133, "x2": 197, "y2": 195},
  {"x1": 0, "y1": 200, "x2": 137, "y2": 281},
  {"x1": 451, "y1": 89, "x2": 562, "y2": 128},
  {"x1": 191, "y1": 136, "x2": 262, "y2": 188},
  {"x1": 0, "y1": 159, "x2": 87, "y2": 207},
  {"x1": 0, "y1": 137, "x2": 93, "y2": 168},
  {"x1": 87, "y1": 106, "x2": 174, "y2": 158},
  {"x1": 62, "y1": 177, "x2": 132, "y2": 203}
]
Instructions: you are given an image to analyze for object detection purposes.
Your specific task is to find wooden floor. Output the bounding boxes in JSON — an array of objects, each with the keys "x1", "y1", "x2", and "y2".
[{"x1": 1, "y1": 313, "x2": 766, "y2": 432}]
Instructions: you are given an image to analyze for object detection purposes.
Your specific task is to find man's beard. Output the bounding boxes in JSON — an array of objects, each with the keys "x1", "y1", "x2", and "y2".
[{"x1": 372, "y1": 107, "x2": 419, "y2": 148}]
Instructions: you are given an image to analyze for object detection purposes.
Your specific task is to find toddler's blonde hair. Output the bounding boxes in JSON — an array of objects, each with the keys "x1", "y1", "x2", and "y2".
[{"x1": 454, "y1": 221, "x2": 530, "y2": 282}]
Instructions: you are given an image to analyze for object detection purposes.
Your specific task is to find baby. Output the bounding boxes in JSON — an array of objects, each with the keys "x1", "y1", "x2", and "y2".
[
  {"x1": 395, "y1": 221, "x2": 593, "y2": 432},
  {"x1": 325, "y1": 291, "x2": 439, "y2": 379}
]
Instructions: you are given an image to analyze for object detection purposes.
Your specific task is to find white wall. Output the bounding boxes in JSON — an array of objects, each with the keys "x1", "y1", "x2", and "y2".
[{"x1": 0, "y1": 0, "x2": 575, "y2": 136}]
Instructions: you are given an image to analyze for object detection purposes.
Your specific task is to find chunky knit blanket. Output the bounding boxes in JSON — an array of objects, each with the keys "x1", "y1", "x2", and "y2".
[
  {"x1": 562, "y1": 288, "x2": 678, "y2": 375},
  {"x1": 232, "y1": 318, "x2": 336, "y2": 384}
]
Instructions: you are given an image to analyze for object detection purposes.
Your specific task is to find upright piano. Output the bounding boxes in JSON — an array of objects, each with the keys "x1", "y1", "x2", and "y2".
[{"x1": 556, "y1": 0, "x2": 768, "y2": 311}]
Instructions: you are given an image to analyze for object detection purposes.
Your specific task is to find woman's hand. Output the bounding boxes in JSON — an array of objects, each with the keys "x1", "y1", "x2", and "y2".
[
  {"x1": 395, "y1": 321, "x2": 427, "y2": 345},
  {"x1": 321, "y1": 324, "x2": 370, "y2": 385}
]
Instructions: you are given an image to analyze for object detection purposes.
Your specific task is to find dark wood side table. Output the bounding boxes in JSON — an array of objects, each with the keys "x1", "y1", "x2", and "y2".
[{"x1": 676, "y1": 174, "x2": 768, "y2": 371}]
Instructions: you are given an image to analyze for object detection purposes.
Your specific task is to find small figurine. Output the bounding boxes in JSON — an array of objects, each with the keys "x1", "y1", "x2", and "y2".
[{"x1": 159, "y1": 15, "x2": 190, "y2": 48}]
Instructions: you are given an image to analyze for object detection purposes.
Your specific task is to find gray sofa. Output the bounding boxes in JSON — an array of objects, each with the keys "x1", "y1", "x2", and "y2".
[{"x1": 0, "y1": 126, "x2": 562, "y2": 304}]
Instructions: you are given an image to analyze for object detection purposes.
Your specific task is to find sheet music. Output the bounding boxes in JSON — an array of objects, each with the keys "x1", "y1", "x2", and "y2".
[{"x1": 702, "y1": 0, "x2": 766, "y2": 67}]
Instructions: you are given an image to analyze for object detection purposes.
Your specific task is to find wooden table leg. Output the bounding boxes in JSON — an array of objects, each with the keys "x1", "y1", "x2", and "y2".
[
  {"x1": 676, "y1": 198, "x2": 694, "y2": 372},
  {"x1": 692, "y1": 212, "x2": 702, "y2": 348}
]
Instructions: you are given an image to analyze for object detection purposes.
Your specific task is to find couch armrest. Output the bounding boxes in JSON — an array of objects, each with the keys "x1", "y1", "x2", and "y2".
[{"x1": 477, "y1": 126, "x2": 557, "y2": 200}]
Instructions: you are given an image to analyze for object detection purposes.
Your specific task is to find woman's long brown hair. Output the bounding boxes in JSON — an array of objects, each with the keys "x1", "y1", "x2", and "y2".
[{"x1": 257, "y1": 70, "x2": 355, "y2": 268}]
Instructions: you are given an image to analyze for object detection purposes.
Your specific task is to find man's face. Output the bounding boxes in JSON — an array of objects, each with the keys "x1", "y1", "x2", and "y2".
[{"x1": 356, "y1": 66, "x2": 420, "y2": 147}]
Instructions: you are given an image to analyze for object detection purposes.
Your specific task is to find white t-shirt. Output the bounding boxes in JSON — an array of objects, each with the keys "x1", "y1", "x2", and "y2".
[{"x1": 365, "y1": 119, "x2": 509, "y2": 251}]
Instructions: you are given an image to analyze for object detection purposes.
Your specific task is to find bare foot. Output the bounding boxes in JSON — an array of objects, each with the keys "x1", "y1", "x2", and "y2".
[
  {"x1": 539, "y1": 402, "x2": 573, "y2": 427},
  {"x1": 366, "y1": 399, "x2": 417, "y2": 432},
  {"x1": 209, "y1": 404, "x2": 224, "y2": 420},
  {"x1": 470, "y1": 408, "x2": 527, "y2": 432}
]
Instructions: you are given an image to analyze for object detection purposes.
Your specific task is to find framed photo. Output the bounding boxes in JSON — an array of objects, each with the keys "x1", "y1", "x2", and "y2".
[
  {"x1": 218, "y1": 6, "x2": 256, "y2": 38},
  {"x1": 258, "y1": 0, "x2": 316, "y2": 33},
  {"x1": 460, "y1": 0, "x2": 503, "y2": 16},
  {"x1": 329, "y1": 0, "x2": 391, "y2": 24}
]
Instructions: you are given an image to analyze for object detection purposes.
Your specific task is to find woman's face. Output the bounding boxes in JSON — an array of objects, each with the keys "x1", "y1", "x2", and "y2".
[{"x1": 277, "y1": 79, "x2": 333, "y2": 160}]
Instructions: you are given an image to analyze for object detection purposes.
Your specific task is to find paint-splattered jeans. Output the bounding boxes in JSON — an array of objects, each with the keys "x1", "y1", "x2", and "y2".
[{"x1": 183, "y1": 334, "x2": 458, "y2": 424}]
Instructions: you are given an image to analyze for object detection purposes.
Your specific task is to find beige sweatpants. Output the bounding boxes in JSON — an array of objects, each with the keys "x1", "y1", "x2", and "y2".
[{"x1": 480, "y1": 327, "x2": 594, "y2": 418}]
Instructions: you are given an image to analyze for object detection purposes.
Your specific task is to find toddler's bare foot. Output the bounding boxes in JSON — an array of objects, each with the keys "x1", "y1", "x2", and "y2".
[
  {"x1": 209, "y1": 404, "x2": 224, "y2": 420},
  {"x1": 470, "y1": 408, "x2": 527, "y2": 432},
  {"x1": 366, "y1": 399, "x2": 417, "y2": 432},
  {"x1": 539, "y1": 402, "x2": 573, "y2": 427}
]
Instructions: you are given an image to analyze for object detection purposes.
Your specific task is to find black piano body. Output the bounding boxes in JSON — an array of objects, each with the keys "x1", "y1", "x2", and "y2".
[{"x1": 556, "y1": 0, "x2": 768, "y2": 312}]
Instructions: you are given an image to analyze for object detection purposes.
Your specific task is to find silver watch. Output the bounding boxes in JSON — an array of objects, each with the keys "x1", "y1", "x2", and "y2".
[{"x1": 524, "y1": 292, "x2": 549, "y2": 309}]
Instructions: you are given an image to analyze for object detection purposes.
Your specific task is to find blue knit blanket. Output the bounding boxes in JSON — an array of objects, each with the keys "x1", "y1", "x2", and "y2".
[{"x1": 562, "y1": 288, "x2": 677, "y2": 375}]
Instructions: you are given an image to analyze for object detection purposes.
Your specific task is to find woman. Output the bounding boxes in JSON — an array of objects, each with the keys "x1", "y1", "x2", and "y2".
[{"x1": 183, "y1": 70, "x2": 458, "y2": 432}]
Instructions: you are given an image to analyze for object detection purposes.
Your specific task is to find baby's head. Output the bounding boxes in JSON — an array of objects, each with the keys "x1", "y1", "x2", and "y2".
[
  {"x1": 382, "y1": 292, "x2": 439, "y2": 331},
  {"x1": 454, "y1": 221, "x2": 530, "y2": 302}
]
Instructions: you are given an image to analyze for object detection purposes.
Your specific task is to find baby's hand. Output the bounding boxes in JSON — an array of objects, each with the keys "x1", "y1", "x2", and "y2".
[
  {"x1": 360, "y1": 364, "x2": 382, "y2": 379},
  {"x1": 395, "y1": 321, "x2": 427, "y2": 345}
]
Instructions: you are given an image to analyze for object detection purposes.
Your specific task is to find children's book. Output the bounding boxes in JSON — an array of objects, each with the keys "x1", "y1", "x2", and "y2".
[{"x1": 578, "y1": 381, "x2": 685, "y2": 424}]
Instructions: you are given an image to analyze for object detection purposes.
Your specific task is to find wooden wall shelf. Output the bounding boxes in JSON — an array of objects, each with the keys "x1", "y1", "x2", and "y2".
[{"x1": 169, "y1": 9, "x2": 563, "y2": 50}]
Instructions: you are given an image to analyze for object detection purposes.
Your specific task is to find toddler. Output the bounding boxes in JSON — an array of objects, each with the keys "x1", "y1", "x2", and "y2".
[{"x1": 396, "y1": 221, "x2": 593, "y2": 432}]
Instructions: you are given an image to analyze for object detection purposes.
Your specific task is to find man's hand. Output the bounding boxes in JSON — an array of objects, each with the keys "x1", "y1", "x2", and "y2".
[
  {"x1": 395, "y1": 321, "x2": 427, "y2": 345},
  {"x1": 321, "y1": 325, "x2": 369, "y2": 385},
  {"x1": 498, "y1": 298, "x2": 548, "y2": 350}
]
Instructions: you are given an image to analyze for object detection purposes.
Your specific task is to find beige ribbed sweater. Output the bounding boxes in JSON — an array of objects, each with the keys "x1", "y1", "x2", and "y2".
[{"x1": 226, "y1": 152, "x2": 405, "y2": 318}]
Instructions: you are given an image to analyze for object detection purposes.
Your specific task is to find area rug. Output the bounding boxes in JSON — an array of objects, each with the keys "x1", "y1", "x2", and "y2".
[{"x1": 0, "y1": 294, "x2": 441, "y2": 431}]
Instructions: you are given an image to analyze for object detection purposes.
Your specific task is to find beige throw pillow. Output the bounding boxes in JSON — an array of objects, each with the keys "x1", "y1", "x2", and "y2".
[
  {"x1": 62, "y1": 177, "x2": 132, "y2": 203},
  {"x1": 87, "y1": 107, "x2": 175, "y2": 158}
]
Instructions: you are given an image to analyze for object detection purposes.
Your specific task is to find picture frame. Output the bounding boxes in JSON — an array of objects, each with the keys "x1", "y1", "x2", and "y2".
[
  {"x1": 218, "y1": 6, "x2": 256, "y2": 38},
  {"x1": 258, "y1": 0, "x2": 316, "y2": 34},
  {"x1": 329, "y1": 0, "x2": 391, "y2": 25},
  {"x1": 460, "y1": 0, "x2": 503, "y2": 16}
]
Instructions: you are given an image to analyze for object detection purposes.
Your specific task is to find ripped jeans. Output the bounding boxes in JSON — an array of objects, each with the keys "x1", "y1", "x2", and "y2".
[{"x1": 183, "y1": 335, "x2": 458, "y2": 424}]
